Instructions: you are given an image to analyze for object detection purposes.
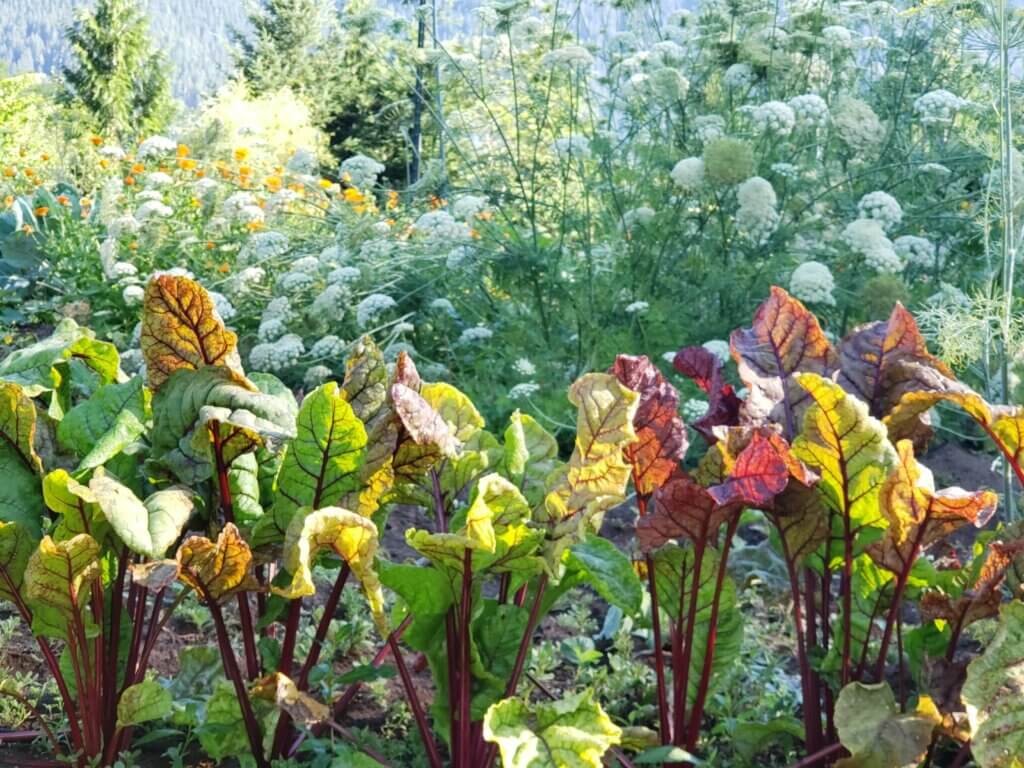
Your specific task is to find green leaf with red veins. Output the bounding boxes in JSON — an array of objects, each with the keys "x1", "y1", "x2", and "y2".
[
  {"x1": 920, "y1": 540, "x2": 1024, "y2": 630},
  {"x1": 42, "y1": 469, "x2": 112, "y2": 545},
  {"x1": 792, "y1": 373, "x2": 896, "y2": 529},
  {"x1": 0, "y1": 521, "x2": 36, "y2": 604},
  {"x1": 610, "y1": 354, "x2": 687, "y2": 496},
  {"x1": 730, "y1": 286, "x2": 838, "y2": 437},
  {"x1": 637, "y1": 475, "x2": 736, "y2": 552},
  {"x1": 23, "y1": 533, "x2": 101, "y2": 641}
]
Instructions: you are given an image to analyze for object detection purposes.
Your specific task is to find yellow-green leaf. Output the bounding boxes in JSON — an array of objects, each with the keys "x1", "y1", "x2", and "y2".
[
  {"x1": 42, "y1": 469, "x2": 110, "y2": 544},
  {"x1": 117, "y1": 678, "x2": 173, "y2": 728},
  {"x1": 834, "y1": 682, "x2": 939, "y2": 768},
  {"x1": 90, "y1": 470, "x2": 195, "y2": 558},
  {"x1": 482, "y1": 690, "x2": 622, "y2": 768},
  {"x1": 0, "y1": 521, "x2": 36, "y2": 604},
  {"x1": 176, "y1": 523, "x2": 259, "y2": 603},
  {"x1": 0, "y1": 381, "x2": 44, "y2": 535},
  {"x1": 23, "y1": 533, "x2": 101, "y2": 640}
]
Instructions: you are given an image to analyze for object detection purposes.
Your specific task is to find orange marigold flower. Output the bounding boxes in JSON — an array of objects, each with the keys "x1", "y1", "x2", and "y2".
[
  {"x1": 34, "y1": 206, "x2": 49, "y2": 217},
  {"x1": 131, "y1": 162, "x2": 145, "y2": 174},
  {"x1": 246, "y1": 220, "x2": 265, "y2": 232},
  {"x1": 217, "y1": 262, "x2": 231, "y2": 274},
  {"x1": 20, "y1": 224, "x2": 32, "y2": 235},
  {"x1": 23, "y1": 168, "x2": 34, "y2": 178},
  {"x1": 206, "y1": 241, "x2": 216, "y2": 250},
  {"x1": 3, "y1": 195, "x2": 13, "y2": 208},
  {"x1": 178, "y1": 158, "x2": 197, "y2": 171},
  {"x1": 387, "y1": 190, "x2": 399, "y2": 210},
  {"x1": 128, "y1": 241, "x2": 139, "y2": 251},
  {"x1": 90, "y1": 135, "x2": 104, "y2": 146},
  {"x1": 2, "y1": 167, "x2": 14, "y2": 177},
  {"x1": 344, "y1": 187, "x2": 365, "y2": 204},
  {"x1": 124, "y1": 176, "x2": 135, "y2": 186},
  {"x1": 40, "y1": 153, "x2": 49, "y2": 162},
  {"x1": 264, "y1": 176, "x2": 282, "y2": 192},
  {"x1": 194, "y1": 168, "x2": 206, "y2": 178},
  {"x1": 238, "y1": 165, "x2": 252, "y2": 178},
  {"x1": 56, "y1": 194, "x2": 70, "y2": 206}
]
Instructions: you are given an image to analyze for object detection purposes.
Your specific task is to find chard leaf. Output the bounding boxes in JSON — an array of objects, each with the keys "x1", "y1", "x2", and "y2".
[
  {"x1": 23, "y1": 533, "x2": 100, "y2": 641},
  {"x1": 390, "y1": 381, "x2": 460, "y2": 481},
  {"x1": 0, "y1": 521, "x2": 36, "y2": 603},
  {"x1": 272, "y1": 381, "x2": 367, "y2": 534},
  {"x1": 42, "y1": 469, "x2": 111, "y2": 544},
  {"x1": 176, "y1": 523, "x2": 259, "y2": 603},
  {"x1": 834, "y1": 682, "x2": 938, "y2": 768},
  {"x1": 140, "y1": 274, "x2": 250, "y2": 391},
  {"x1": 251, "y1": 672, "x2": 328, "y2": 727},
  {"x1": 793, "y1": 373, "x2": 896, "y2": 530},
  {"x1": 867, "y1": 441, "x2": 996, "y2": 574},
  {"x1": 117, "y1": 679, "x2": 173, "y2": 728},
  {"x1": 673, "y1": 345, "x2": 743, "y2": 443},
  {"x1": 538, "y1": 373, "x2": 639, "y2": 567},
  {"x1": 730, "y1": 286, "x2": 838, "y2": 437},
  {"x1": 57, "y1": 376, "x2": 149, "y2": 470},
  {"x1": 482, "y1": 690, "x2": 622, "y2": 768},
  {"x1": 882, "y1": 362, "x2": 992, "y2": 448},
  {"x1": 151, "y1": 366, "x2": 296, "y2": 484},
  {"x1": 920, "y1": 540, "x2": 1024, "y2": 630},
  {"x1": 0, "y1": 381, "x2": 44, "y2": 536},
  {"x1": 89, "y1": 470, "x2": 195, "y2": 558},
  {"x1": 610, "y1": 354, "x2": 687, "y2": 495},
  {"x1": 707, "y1": 431, "x2": 790, "y2": 509},
  {"x1": 197, "y1": 679, "x2": 261, "y2": 762},
  {"x1": 962, "y1": 601, "x2": 1024, "y2": 767},
  {"x1": 0, "y1": 318, "x2": 118, "y2": 397},
  {"x1": 566, "y1": 534, "x2": 643, "y2": 615},
  {"x1": 838, "y1": 303, "x2": 952, "y2": 418},
  {"x1": 273, "y1": 506, "x2": 386, "y2": 634},
  {"x1": 228, "y1": 452, "x2": 264, "y2": 524},
  {"x1": 637, "y1": 475, "x2": 736, "y2": 552},
  {"x1": 339, "y1": 337, "x2": 388, "y2": 421},
  {"x1": 501, "y1": 409, "x2": 559, "y2": 503}
]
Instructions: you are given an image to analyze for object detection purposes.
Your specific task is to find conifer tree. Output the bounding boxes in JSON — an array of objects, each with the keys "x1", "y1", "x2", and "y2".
[{"x1": 62, "y1": 0, "x2": 173, "y2": 140}]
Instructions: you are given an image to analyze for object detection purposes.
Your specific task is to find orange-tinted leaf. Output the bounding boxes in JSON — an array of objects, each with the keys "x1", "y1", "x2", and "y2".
[
  {"x1": 882, "y1": 362, "x2": 992, "y2": 448},
  {"x1": 176, "y1": 523, "x2": 259, "y2": 603},
  {"x1": 673, "y1": 346, "x2": 741, "y2": 442},
  {"x1": 730, "y1": 286, "x2": 838, "y2": 437},
  {"x1": 393, "y1": 350, "x2": 422, "y2": 391},
  {"x1": 708, "y1": 432, "x2": 790, "y2": 508},
  {"x1": 867, "y1": 441, "x2": 997, "y2": 574},
  {"x1": 610, "y1": 354, "x2": 686, "y2": 496},
  {"x1": 637, "y1": 474, "x2": 738, "y2": 552},
  {"x1": 838, "y1": 303, "x2": 953, "y2": 418},
  {"x1": 771, "y1": 481, "x2": 829, "y2": 565},
  {"x1": 140, "y1": 275, "x2": 251, "y2": 391},
  {"x1": 921, "y1": 540, "x2": 1024, "y2": 629}
]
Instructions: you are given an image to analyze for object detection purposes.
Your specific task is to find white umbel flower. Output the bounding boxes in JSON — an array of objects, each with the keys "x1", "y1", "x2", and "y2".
[
  {"x1": 724, "y1": 63, "x2": 754, "y2": 89},
  {"x1": 788, "y1": 94, "x2": 829, "y2": 128},
  {"x1": 625, "y1": 300, "x2": 650, "y2": 314},
  {"x1": 340, "y1": 154, "x2": 385, "y2": 190},
  {"x1": 310, "y1": 335, "x2": 347, "y2": 359},
  {"x1": 304, "y1": 365, "x2": 333, "y2": 388},
  {"x1": 702, "y1": 339, "x2": 731, "y2": 363},
  {"x1": 914, "y1": 90, "x2": 968, "y2": 125},
  {"x1": 746, "y1": 101, "x2": 796, "y2": 136},
  {"x1": 736, "y1": 177, "x2": 779, "y2": 244},
  {"x1": 451, "y1": 195, "x2": 488, "y2": 220},
  {"x1": 789, "y1": 261, "x2": 836, "y2": 306},
  {"x1": 843, "y1": 219, "x2": 903, "y2": 273},
  {"x1": 513, "y1": 357, "x2": 536, "y2": 377},
  {"x1": 136, "y1": 135, "x2": 176, "y2": 159},
  {"x1": 542, "y1": 45, "x2": 594, "y2": 69},
  {"x1": 250, "y1": 334, "x2": 304, "y2": 372},
  {"x1": 682, "y1": 398, "x2": 709, "y2": 422},
  {"x1": 894, "y1": 235, "x2": 937, "y2": 268},
  {"x1": 671, "y1": 157, "x2": 705, "y2": 191},
  {"x1": 509, "y1": 382, "x2": 540, "y2": 400},
  {"x1": 857, "y1": 191, "x2": 902, "y2": 231},
  {"x1": 135, "y1": 200, "x2": 173, "y2": 221},
  {"x1": 356, "y1": 293, "x2": 397, "y2": 327},
  {"x1": 458, "y1": 326, "x2": 494, "y2": 344},
  {"x1": 413, "y1": 211, "x2": 470, "y2": 243}
]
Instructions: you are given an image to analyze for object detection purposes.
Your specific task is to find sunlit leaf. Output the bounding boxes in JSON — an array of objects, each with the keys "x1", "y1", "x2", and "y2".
[
  {"x1": 23, "y1": 533, "x2": 100, "y2": 640},
  {"x1": 140, "y1": 274, "x2": 251, "y2": 391},
  {"x1": 274, "y1": 506, "x2": 386, "y2": 634},
  {"x1": 0, "y1": 318, "x2": 118, "y2": 397},
  {"x1": 483, "y1": 690, "x2": 622, "y2": 768},
  {"x1": 0, "y1": 521, "x2": 36, "y2": 604},
  {"x1": 920, "y1": 540, "x2": 1024, "y2": 629},
  {"x1": 117, "y1": 679, "x2": 173, "y2": 728},
  {"x1": 502, "y1": 409, "x2": 559, "y2": 503},
  {"x1": 176, "y1": 523, "x2": 259, "y2": 603},
  {"x1": 707, "y1": 432, "x2": 790, "y2": 508},
  {"x1": 42, "y1": 468, "x2": 110, "y2": 544},
  {"x1": 0, "y1": 381, "x2": 44, "y2": 535},
  {"x1": 57, "y1": 376, "x2": 149, "y2": 470},
  {"x1": 730, "y1": 287, "x2": 838, "y2": 437},
  {"x1": 610, "y1": 354, "x2": 687, "y2": 495},
  {"x1": 637, "y1": 474, "x2": 737, "y2": 552},
  {"x1": 673, "y1": 346, "x2": 742, "y2": 442},
  {"x1": 251, "y1": 672, "x2": 328, "y2": 728}
]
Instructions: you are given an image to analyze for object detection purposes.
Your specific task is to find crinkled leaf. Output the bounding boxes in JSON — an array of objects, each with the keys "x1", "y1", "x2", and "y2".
[
  {"x1": 834, "y1": 682, "x2": 939, "y2": 768},
  {"x1": 920, "y1": 540, "x2": 1024, "y2": 629},
  {"x1": 390, "y1": 382, "x2": 459, "y2": 482},
  {"x1": 673, "y1": 346, "x2": 742, "y2": 443},
  {"x1": 0, "y1": 521, "x2": 36, "y2": 603},
  {"x1": 610, "y1": 354, "x2": 687, "y2": 494},
  {"x1": 57, "y1": 376, "x2": 149, "y2": 470},
  {"x1": 483, "y1": 690, "x2": 622, "y2": 768},
  {"x1": 340, "y1": 337, "x2": 388, "y2": 423},
  {"x1": 867, "y1": 441, "x2": 997, "y2": 574},
  {"x1": 838, "y1": 303, "x2": 952, "y2": 419},
  {"x1": 962, "y1": 600, "x2": 1024, "y2": 768},
  {"x1": 191, "y1": 405, "x2": 292, "y2": 466},
  {"x1": 196, "y1": 679, "x2": 257, "y2": 761},
  {"x1": 502, "y1": 409, "x2": 559, "y2": 503},
  {"x1": 637, "y1": 475, "x2": 737, "y2": 552},
  {"x1": 707, "y1": 432, "x2": 790, "y2": 508},
  {"x1": 422, "y1": 382, "x2": 484, "y2": 442},
  {"x1": 882, "y1": 362, "x2": 992, "y2": 448},
  {"x1": 117, "y1": 679, "x2": 173, "y2": 728},
  {"x1": 176, "y1": 523, "x2": 259, "y2": 603},
  {"x1": 23, "y1": 533, "x2": 100, "y2": 640},
  {"x1": 140, "y1": 274, "x2": 250, "y2": 391},
  {"x1": 129, "y1": 559, "x2": 180, "y2": 590},
  {"x1": 730, "y1": 287, "x2": 838, "y2": 437},
  {"x1": 272, "y1": 382, "x2": 367, "y2": 534},
  {"x1": 793, "y1": 373, "x2": 896, "y2": 529},
  {"x1": 0, "y1": 318, "x2": 117, "y2": 397},
  {"x1": 538, "y1": 374, "x2": 639, "y2": 564},
  {"x1": 251, "y1": 672, "x2": 328, "y2": 728},
  {"x1": 0, "y1": 381, "x2": 44, "y2": 535},
  {"x1": 151, "y1": 366, "x2": 297, "y2": 484},
  {"x1": 90, "y1": 470, "x2": 194, "y2": 558},
  {"x1": 228, "y1": 452, "x2": 264, "y2": 524},
  {"x1": 273, "y1": 506, "x2": 386, "y2": 634}
]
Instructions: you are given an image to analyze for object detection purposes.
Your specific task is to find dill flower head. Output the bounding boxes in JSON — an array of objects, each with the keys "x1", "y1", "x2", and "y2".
[
  {"x1": 694, "y1": 115, "x2": 726, "y2": 144},
  {"x1": 622, "y1": 207, "x2": 656, "y2": 230},
  {"x1": 736, "y1": 177, "x2": 779, "y2": 243},
  {"x1": 625, "y1": 300, "x2": 650, "y2": 314},
  {"x1": 430, "y1": 298, "x2": 457, "y2": 316},
  {"x1": 208, "y1": 291, "x2": 236, "y2": 321},
  {"x1": 789, "y1": 261, "x2": 836, "y2": 306},
  {"x1": 509, "y1": 381, "x2": 540, "y2": 400},
  {"x1": 122, "y1": 284, "x2": 144, "y2": 305},
  {"x1": 703, "y1": 138, "x2": 755, "y2": 186},
  {"x1": 356, "y1": 293, "x2": 397, "y2": 328},
  {"x1": 671, "y1": 157, "x2": 705, "y2": 192},
  {"x1": 240, "y1": 231, "x2": 289, "y2": 264}
]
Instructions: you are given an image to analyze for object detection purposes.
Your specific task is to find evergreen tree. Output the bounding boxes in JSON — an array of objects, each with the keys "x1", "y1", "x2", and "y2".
[
  {"x1": 231, "y1": 0, "x2": 335, "y2": 96},
  {"x1": 62, "y1": 0, "x2": 174, "y2": 140}
]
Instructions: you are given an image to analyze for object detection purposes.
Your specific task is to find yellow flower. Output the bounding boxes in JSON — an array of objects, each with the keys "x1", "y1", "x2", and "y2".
[
  {"x1": 34, "y1": 206, "x2": 49, "y2": 217},
  {"x1": 131, "y1": 162, "x2": 145, "y2": 174},
  {"x1": 90, "y1": 135, "x2": 104, "y2": 146},
  {"x1": 238, "y1": 165, "x2": 252, "y2": 178},
  {"x1": 190, "y1": 197, "x2": 201, "y2": 208},
  {"x1": 387, "y1": 190, "x2": 399, "y2": 210},
  {"x1": 2, "y1": 334, "x2": 12, "y2": 345},
  {"x1": 246, "y1": 220, "x2": 265, "y2": 232},
  {"x1": 128, "y1": 241, "x2": 139, "y2": 251},
  {"x1": 264, "y1": 176, "x2": 282, "y2": 192},
  {"x1": 177, "y1": 144, "x2": 190, "y2": 157},
  {"x1": 40, "y1": 153, "x2": 49, "y2": 162},
  {"x1": 99, "y1": 158, "x2": 110, "y2": 169},
  {"x1": 318, "y1": 178, "x2": 333, "y2": 189},
  {"x1": 178, "y1": 158, "x2": 197, "y2": 171},
  {"x1": 344, "y1": 187, "x2": 365, "y2": 204},
  {"x1": 20, "y1": 224, "x2": 32, "y2": 235},
  {"x1": 3, "y1": 195, "x2": 12, "y2": 208},
  {"x1": 2, "y1": 167, "x2": 14, "y2": 177},
  {"x1": 233, "y1": 147, "x2": 249, "y2": 162}
]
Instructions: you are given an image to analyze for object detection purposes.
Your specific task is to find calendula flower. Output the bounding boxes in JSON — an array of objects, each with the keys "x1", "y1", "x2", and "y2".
[
  {"x1": 177, "y1": 144, "x2": 190, "y2": 157},
  {"x1": 34, "y1": 206, "x2": 49, "y2": 217},
  {"x1": 3, "y1": 195, "x2": 13, "y2": 207},
  {"x1": 90, "y1": 135, "x2": 104, "y2": 146},
  {"x1": 264, "y1": 176, "x2": 282, "y2": 192},
  {"x1": 56, "y1": 194, "x2": 70, "y2": 206},
  {"x1": 234, "y1": 147, "x2": 250, "y2": 162}
]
